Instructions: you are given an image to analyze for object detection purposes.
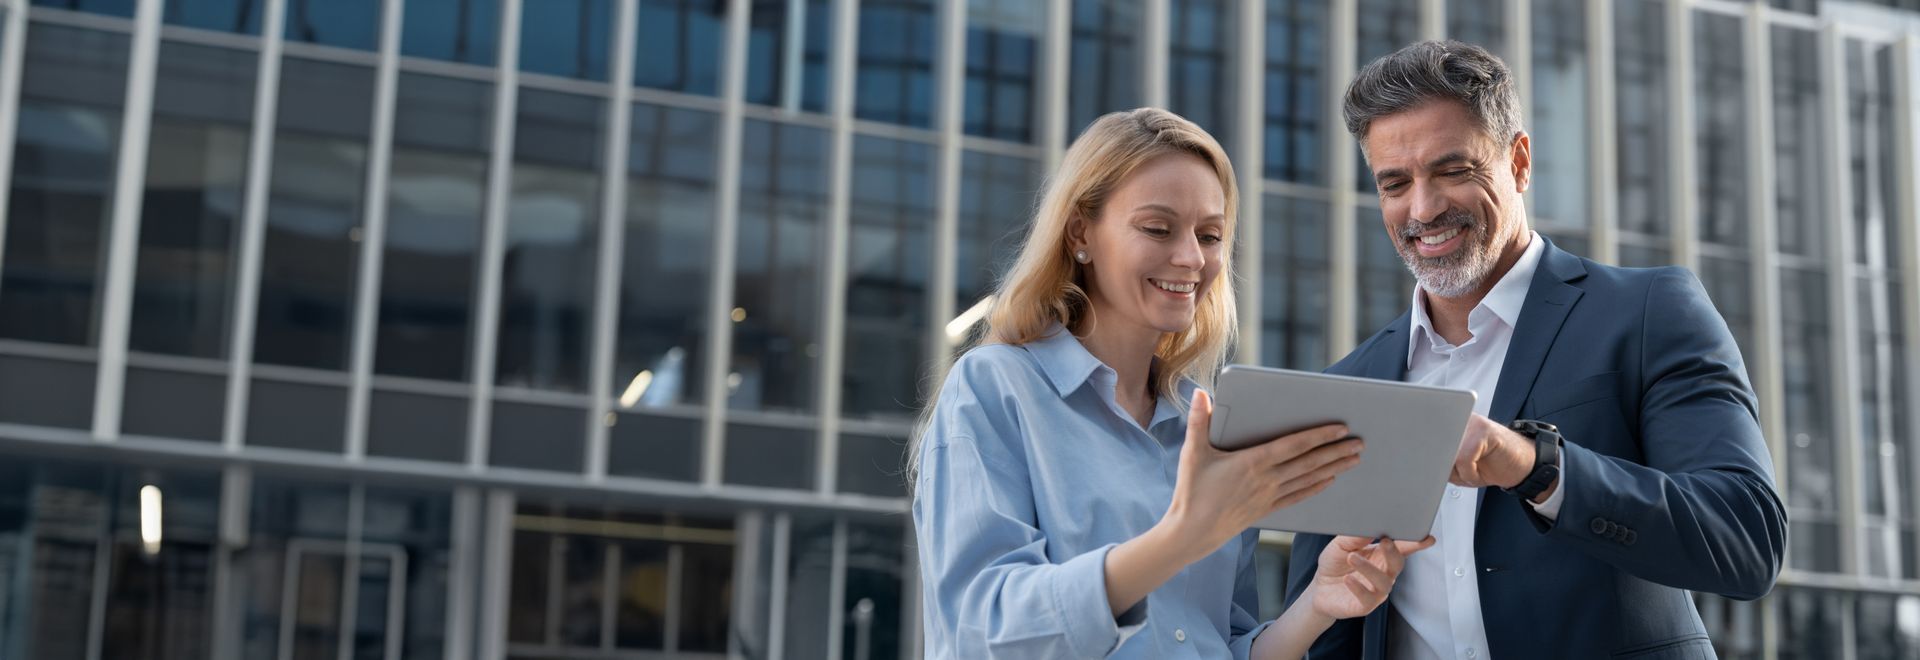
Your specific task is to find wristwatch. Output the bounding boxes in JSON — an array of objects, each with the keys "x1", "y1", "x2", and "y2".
[{"x1": 1503, "y1": 419, "x2": 1563, "y2": 501}]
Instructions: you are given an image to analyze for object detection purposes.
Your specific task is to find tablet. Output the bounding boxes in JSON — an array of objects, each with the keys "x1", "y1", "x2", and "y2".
[{"x1": 1208, "y1": 364, "x2": 1477, "y2": 541}]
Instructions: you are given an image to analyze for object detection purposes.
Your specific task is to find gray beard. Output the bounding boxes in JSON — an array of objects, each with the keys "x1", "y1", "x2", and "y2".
[{"x1": 1396, "y1": 210, "x2": 1499, "y2": 299}]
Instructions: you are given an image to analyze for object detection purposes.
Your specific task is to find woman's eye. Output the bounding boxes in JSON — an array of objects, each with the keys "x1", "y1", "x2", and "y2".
[
  {"x1": 1199, "y1": 234, "x2": 1223, "y2": 245},
  {"x1": 1142, "y1": 227, "x2": 1170, "y2": 237}
]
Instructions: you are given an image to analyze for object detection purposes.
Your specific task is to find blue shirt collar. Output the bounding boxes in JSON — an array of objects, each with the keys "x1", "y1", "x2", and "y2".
[{"x1": 1026, "y1": 323, "x2": 1201, "y2": 430}]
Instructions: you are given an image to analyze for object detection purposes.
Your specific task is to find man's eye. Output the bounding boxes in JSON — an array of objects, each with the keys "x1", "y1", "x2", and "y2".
[{"x1": 1381, "y1": 181, "x2": 1407, "y2": 192}]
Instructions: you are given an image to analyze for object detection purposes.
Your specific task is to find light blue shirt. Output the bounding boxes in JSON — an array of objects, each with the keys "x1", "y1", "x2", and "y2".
[{"x1": 913, "y1": 325, "x2": 1270, "y2": 659}]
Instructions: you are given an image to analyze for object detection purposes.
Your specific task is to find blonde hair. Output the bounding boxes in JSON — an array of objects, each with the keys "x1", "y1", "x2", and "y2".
[{"x1": 908, "y1": 108, "x2": 1240, "y2": 492}]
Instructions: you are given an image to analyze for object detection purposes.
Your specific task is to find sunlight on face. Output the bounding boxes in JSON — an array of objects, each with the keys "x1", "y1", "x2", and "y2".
[
  {"x1": 1076, "y1": 153, "x2": 1228, "y2": 339},
  {"x1": 1366, "y1": 100, "x2": 1531, "y2": 298}
]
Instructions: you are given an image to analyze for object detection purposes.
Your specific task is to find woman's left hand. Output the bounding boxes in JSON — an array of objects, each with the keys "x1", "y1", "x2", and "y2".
[{"x1": 1305, "y1": 535, "x2": 1436, "y2": 621}]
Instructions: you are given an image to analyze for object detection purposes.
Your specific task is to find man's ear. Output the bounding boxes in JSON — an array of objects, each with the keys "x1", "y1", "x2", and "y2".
[{"x1": 1509, "y1": 131, "x2": 1532, "y2": 193}]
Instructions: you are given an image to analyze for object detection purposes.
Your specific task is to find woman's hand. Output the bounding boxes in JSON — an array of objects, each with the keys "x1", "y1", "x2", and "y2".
[
  {"x1": 1306, "y1": 535, "x2": 1436, "y2": 620},
  {"x1": 1159, "y1": 389, "x2": 1364, "y2": 563}
]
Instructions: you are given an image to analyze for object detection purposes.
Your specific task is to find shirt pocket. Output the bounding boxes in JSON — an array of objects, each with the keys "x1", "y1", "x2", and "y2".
[{"x1": 1527, "y1": 371, "x2": 1622, "y2": 419}]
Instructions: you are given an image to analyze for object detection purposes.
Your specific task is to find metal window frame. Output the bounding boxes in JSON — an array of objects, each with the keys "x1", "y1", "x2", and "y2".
[
  {"x1": 1820, "y1": 21, "x2": 1866, "y2": 584},
  {"x1": 815, "y1": 0, "x2": 861, "y2": 496},
  {"x1": 1235, "y1": 0, "x2": 1267, "y2": 362},
  {"x1": 701, "y1": 0, "x2": 751, "y2": 487},
  {"x1": 343, "y1": 0, "x2": 407, "y2": 463},
  {"x1": 587, "y1": 0, "x2": 641, "y2": 482},
  {"x1": 92, "y1": 0, "x2": 165, "y2": 441},
  {"x1": 1328, "y1": 0, "x2": 1358, "y2": 357},
  {"x1": 467, "y1": 0, "x2": 522, "y2": 470},
  {"x1": 0, "y1": 0, "x2": 28, "y2": 277}
]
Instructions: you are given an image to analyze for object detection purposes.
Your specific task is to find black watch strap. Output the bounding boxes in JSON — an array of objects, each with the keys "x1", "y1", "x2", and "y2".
[{"x1": 1504, "y1": 419, "x2": 1563, "y2": 501}]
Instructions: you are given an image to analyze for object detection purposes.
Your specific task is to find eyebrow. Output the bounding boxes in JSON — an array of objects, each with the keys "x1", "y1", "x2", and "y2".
[
  {"x1": 1374, "y1": 151, "x2": 1475, "y2": 184},
  {"x1": 1132, "y1": 203, "x2": 1226, "y2": 223}
]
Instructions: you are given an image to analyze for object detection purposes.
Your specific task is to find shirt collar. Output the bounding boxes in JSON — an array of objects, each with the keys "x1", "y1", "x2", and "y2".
[
  {"x1": 1028, "y1": 323, "x2": 1200, "y2": 410},
  {"x1": 1408, "y1": 231, "x2": 1547, "y2": 358}
]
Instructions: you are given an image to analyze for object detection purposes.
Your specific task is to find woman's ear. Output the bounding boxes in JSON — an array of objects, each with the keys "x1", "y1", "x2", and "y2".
[{"x1": 1066, "y1": 212, "x2": 1092, "y2": 255}]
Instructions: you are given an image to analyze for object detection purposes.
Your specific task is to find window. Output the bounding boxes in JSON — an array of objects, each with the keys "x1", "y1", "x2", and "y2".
[
  {"x1": 964, "y1": 0, "x2": 1041, "y2": 142},
  {"x1": 1529, "y1": 0, "x2": 1589, "y2": 255},
  {"x1": 1614, "y1": 0, "x2": 1668, "y2": 267},
  {"x1": 1168, "y1": 0, "x2": 1234, "y2": 144},
  {"x1": 284, "y1": 0, "x2": 381, "y2": 51},
  {"x1": 842, "y1": 137, "x2": 935, "y2": 419},
  {"x1": 1263, "y1": 0, "x2": 1325, "y2": 184},
  {"x1": 1356, "y1": 207, "x2": 1412, "y2": 343},
  {"x1": 164, "y1": 0, "x2": 265, "y2": 34},
  {"x1": 746, "y1": 0, "x2": 833, "y2": 112},
  {"x1": 494, "y1": 89, "x2": 604, "y2": 393},
  {"x1": 617, "y1": 104, "x2": 719, "y2": 407},
  {"x1": 401, "y1": 0, "x2": 500, "y2": 65},
  {"x1": 1446, "y1": 0, "x2": 1506, "y2": 61},
  {"x1": 1262, "y1": 195, "x2": 1329, "y2": 370},
  {"x1": 518, "y1": 0, "x2": 613, "y2": 81},
  {"x1": 731, "y1": 120, "x2": 830, "y2": 414},
  {"x1": 1069, "y1": 0, "x2": 1142, "y2": 138},
  {"x1": 856, "y1": 0, "x2": 938, "y2": 128},
  {"x1": 1353, "y1": 0, "x2": 1418, "y2": 194},
  {"x1": 636, "y1": 0, "x2": 724, "y2": 95},
  {"x1": 954, "y1": 151, "x2": 1041, "y2": 346}
]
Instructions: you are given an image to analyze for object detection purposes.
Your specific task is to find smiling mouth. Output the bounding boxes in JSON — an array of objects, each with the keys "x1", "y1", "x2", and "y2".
[
  {"x1": 1419, "y1": 227, "x2": 1462, "y2": 245},
  {"x1": 1150, "y1": 278, "x2": 1197, "y2": 294}
]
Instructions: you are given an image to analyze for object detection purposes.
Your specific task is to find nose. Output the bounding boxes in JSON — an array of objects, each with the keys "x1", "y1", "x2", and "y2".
[
  {"x1": 1408, "y1": 179, "x2": 1448, "y2": 226},
  {"x1": 1170, "y1": 232, "x2": 1205, "y2": 271}
]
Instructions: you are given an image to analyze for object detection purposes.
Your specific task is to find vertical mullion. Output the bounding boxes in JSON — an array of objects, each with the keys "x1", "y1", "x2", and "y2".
[
  {"x1": 1420, "y1": 0, "x2": 1443, "y2": 42},
  {"x1": 1508, "y1": 0, "x2": 1529, "y2": 139},
  {"x1": 1041, "y1": 0, "x2": 1070, "y2": 169},
  {"x1": 224, "y1": 0, "x2": 289, "y2": 452},
  {"x1": 1667, "y1": 0, "x2": 1698, "y2": 271},
  {"x1": 83, "y1": 516, "x2": 112, "y2": 660},
  {"x1": 702, "y1": 0, "x2": 751, "y2": 487},
  {"x1": 1747, "y1": 5, "x2": 1787, "y2": 497},
  {"x1": 1142, "y1": 0, "x2": 1167, "y2": 108},
  {"x1": 588, "y1": 0, "x2": 641, "y2": 482},
  {"x1": 1821, "y1": 25, "x2": 1864, "y2": 577},
  {"x1": 468, "y1": 0, "x2": 523, "y2": 469},
  {"x1": 768, "y1": 513, "x2": 793, "y2": 660},
  {"x1": 600, "y1": 544, "x2": 619, "y2": 649},
  {"x1": 782, "y1": 0, "x2": 806, "y2": 113},
  {"x1": 92, "y1": 0, "x2": 165, "y2": 441},
  {"x1": 1233, "y1": 0, "x2": 1264, "y2": 362},
  {"x1": 665, "y1": 542, "x2": 685, "y2": 653},
  {"x1": 824, "y1": 516, "x2": 849, "y2": 660},
  {"x1": 816, "y1": 0, "x2": 860, "y2": 496},
  {"x1": 0, "y1": 0, "x2": 30, "y2": 272},
  {"x1": 478, "y1": 489, "x2": 516, "y2": 660},
  {"x1": 212, "y1": 466, "x2": 252, "y2": 660},
  {"x1": 927, "y1": 0, "x2": 965, "y2": 386},
  {"x1": 899, "y1": 523, "x2": 921, "y2": 659},
  {"x1": 1328, "y1": 0, "x2": 1358, "y2": 357},
  {"x1": 345, "y1": 0, "x2": 407, "y2": 462},
  {"x1": 336, "y1": 487, "x2": 366, "y2": 660},
  {"x1": 1587, "y1": 0, "x2": 1617, "y2": 265},
  {"x1": 1899, "y1": 33, "x2": 1920, "y2": 592},
  {"x1": 729, "y1": 511, "x2": 766, "y2": 659},
  {"x1": 444, "y1": 487, "x2": 480, "y2": 660}
]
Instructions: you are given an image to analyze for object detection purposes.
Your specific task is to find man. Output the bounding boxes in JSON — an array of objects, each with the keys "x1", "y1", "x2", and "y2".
[{"x1": 1284, "y1": 41, "x2": 1785, "y2": 659}]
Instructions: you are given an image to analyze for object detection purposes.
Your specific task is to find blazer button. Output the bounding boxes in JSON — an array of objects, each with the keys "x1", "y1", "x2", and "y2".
[
  {"x1": 1623, "y1": 530, "x2": 1637, "y2": 546},
  {"x1": 1591, "y1": 517, "x2": 1608, "y2": 535}
]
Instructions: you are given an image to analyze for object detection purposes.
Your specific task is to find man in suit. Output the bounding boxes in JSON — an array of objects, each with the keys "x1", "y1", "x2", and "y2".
[{"x1": 1284, "y1": 40, "x2": 1786, "y2": 659}]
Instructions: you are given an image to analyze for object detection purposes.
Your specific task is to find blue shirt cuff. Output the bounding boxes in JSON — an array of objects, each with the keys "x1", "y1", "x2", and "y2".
[{"x1": 1053, "y1": 543, "x2": 1149, "y2": 657}]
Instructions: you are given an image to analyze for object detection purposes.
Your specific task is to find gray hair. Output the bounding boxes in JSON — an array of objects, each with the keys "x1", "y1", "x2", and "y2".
[{"x1": 1344, "y1": 40, "x2": 1523, "y2": 153}]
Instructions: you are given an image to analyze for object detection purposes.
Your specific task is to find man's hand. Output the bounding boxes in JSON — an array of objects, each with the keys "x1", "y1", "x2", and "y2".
[{"x1": 1452, "y1": 414, "x2": 1554, "y2": 502}]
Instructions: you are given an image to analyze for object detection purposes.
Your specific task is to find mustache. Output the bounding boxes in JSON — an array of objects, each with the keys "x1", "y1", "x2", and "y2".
[{"x1": 1400, "y1": 209, "x2": 1477, "y2": 241}]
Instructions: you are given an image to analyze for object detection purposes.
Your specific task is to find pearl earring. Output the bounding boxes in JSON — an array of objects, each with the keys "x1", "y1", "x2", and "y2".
[{"x1": 1075, "y1": 250, "x2": 1090, "y2": 264}]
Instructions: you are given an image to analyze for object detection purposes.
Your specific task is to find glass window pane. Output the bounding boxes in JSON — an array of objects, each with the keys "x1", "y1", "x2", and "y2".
[
  {"x1": 284, "y1": 0, "x2": 381, "y2": 51},
  {"x1": 132, "y1": 41, "x2": 257, "y2": 359},
  {"x1": 783, "y1": 516, "x2": 836, "y2": 660},
  {"x1": 495, "y1": 88, "x2": 603, "y2": 393},
  {"x1": 612, "y1": 540, "x2": 668, "y2": 649},
  {"x1": 165, "y1": 0, "x2": 265, "y2": 34},
  {"x1": 843, "y1": 136, "x2": 934, "y2": 419},
  {"x1": 746, "y1": 0, "x2": 834, "y2": 112},
  {"x1": 255, "y1": 58, "x2": 373, "y2": 371},
  {"x1": 842, "y1": 520, "x2": 904, "y2": 660},
  {"x1": 731, "y1": 120, "x2": 829, "y2": 413},
  {"x1": 1168, "y1": 0, "x2": 1233, "y2": 144},
  {"x1": 30, "y1": 0, "x2": 134, "y2": 17},
  {"x1": 519, "y1": 0, "x2": 612, "y2": 81},
  {"x1": 1530, "y1": 0, "x2": 1588, "y2": 245},
  {"x1": 1698, "y1": 254, "x2": 1753, "y2": 364},
  {"x1": 366, "y1": 389, "x2": 467, "y2": 462},
  {"x1": 1069, "y1": 0, "x2": 1141, "y2": 138},
  {"x1": 964, "y1": 0, "x2": 1041, "y2": 142},
  {"x1": 1263, "y1": 0, "x2": 1324, "y2": 184},
  {"x1": 1773, "y1": 27, "x2": 1823, "y2": 258},
  {"x1": 1357, "y1": 208, "x2": 1412, "y2": 344},
  {"x1": 1855, "y1": 592, "x2": 1920, "y2": 659},
  {"x1": 1780, "y1": 266, "x2": 1839, "y2": 572},
  {"x1": 1354, "y1": 0, "x2": 1417, "y2": 195},
  {"x1": 617, "y1": 104, "x2": 718, "y2": 408},
  {"x1": 1445, "y1": 0, "x2": 1505, "y2": 61},
  {"x1": 954, "y1": 151, "x2": 1040, "y2": 345},
  {"x1": 506, "y1": 529, "x2": 552, "y2": 645},
  {"x1": 0, "y1": 25, "x2": 130, "y2": 346},
  {"x1": 1777, "y1": 588, "x2": 1845, "y2": 660},
  {"x1": 1849, "y1": 42, "x2": 1902, "y2": 269},
  {"x1": 1262, "y1": 195, "x2": 1328, "y2": 370},
  {"x1": 636, "y1": 0, "x2": 724, "y2": 95},
  {"x1": 856, "y1": 0, "x2": 937, "y2": 128},
  {"x1": 838, "y1": 431, "x2": 906, "y2": 497},
  {"x1": 1614, "y1": 0, "x2": 1667, "y2": 243},
  {"x1": 678, "y1": 542, "x2": 735, "y2": 652},
  {"x1": 1695, "y1": 11, "x2": 1747, "y2": 248},
  {"x1": 401, "y1": 0, "x2": 499, "y2": 65},
  {"x1": 375, "y1": 73, "x2": 491, "y2": 381}
]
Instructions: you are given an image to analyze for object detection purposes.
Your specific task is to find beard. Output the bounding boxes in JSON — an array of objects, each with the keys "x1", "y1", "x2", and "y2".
[{"x1": 1395, "y1": 208, "x2": 1500, "y2": 299}]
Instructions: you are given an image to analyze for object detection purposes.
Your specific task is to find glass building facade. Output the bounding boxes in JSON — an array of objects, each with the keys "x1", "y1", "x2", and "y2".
[{"x1": 0, "y1": 0, "x2": 1915, "y2": 658}]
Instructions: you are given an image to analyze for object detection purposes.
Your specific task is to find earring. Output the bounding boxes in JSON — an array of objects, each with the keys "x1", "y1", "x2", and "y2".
[{"x1": 1075, "y1": 250, "x2": 1090, "y2": 264}]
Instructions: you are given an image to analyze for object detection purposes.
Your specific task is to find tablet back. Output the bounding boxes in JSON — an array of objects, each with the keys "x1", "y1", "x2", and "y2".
[{"x1": 1208, "y1": 364, "x2": 1476, "y2": 541}]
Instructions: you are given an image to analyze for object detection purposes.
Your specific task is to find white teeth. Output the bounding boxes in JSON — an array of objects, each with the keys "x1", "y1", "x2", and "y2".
[
  {"x1": 1153, "y1": 279, "x2": 1196, "y2": 293},
  {"x1": 1421, "y1": 227, "x2": 1462, "y2": 245}
]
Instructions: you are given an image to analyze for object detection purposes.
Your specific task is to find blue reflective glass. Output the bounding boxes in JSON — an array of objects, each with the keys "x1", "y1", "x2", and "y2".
[
  {"x1": 636, "y1": 0, "x2": 723, "y2": 95},
  {"x1": 495, "y1": 88, "x2": 604, "y2": 392},
  {"x1": 164, "y1": 0, "x2": 265, "y2": 34},
  {"x1": 1168, "y1": 0, "x2": 1231, "y2": 144},
  {"x1": 1773, "y1": 27, "x2": 1823, "y2": 258},
  {"x1": 402, "y1": 0, "x2": 500, "y2": 65},
  {"x1": 1529, "y1": 0, "x2": 1588, "y2": 237},
  {"x1": 1261, "y1": 195, "x2": 1328, "y2": 370},
  {"x1": 955, "y1": 151, "x2": 1039, "y2": 326},
  {"x1": 732, "y1": 120, "x2": 829, "y2": 413},
  {"x1": 964, "y1": 0, "x2": 1039, "y2": 142},
  {"x1": 843, "y1": 136, "x2": 935, "y2": 419},
  {"x1": 30, "y1": 0, "x2": 134, "y2": 17},
  {"x1": 1614, "y1": 0, "x2": 1666, "y2": 240},
  {"x1": 1695, "y1": 10, "x2": 1747, "y2": 248},
  {"x1": 1354, "y1": 0, "x2": 1417, "y2": 194},
  {"x1": 1356, "y1": 208, "x2": 1411, "y2": 344},
  {"x1": 285, "y1": 0, "x2": 381, "y2": 51},
  {"x1": 746, "y1": 0, "x2": 832, "y2": 111},
  {"x1": 1069, "y1": 0, "x2": 1141, "y2": 138},
  {"x1": 1445, "y1": 0, "x2": 1505, "y2": 61},
  {"x1": 856, "y1": 0, "x2": 937, "y2": 128},
  {"x1": 1264, "y1": 0, "x2": 1323, "y2": 184},
  {"x1": 618, "y1": 104, "x2": 719, "y2": 407},
  {"x1": 519, "y1": 0, "x2": 613, "y2": 81}
]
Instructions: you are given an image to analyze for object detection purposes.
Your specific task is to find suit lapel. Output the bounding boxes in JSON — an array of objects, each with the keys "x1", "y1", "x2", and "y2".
[
  {"x1": 1362, "y1": 311, "x2": 1413, "y2": 383},
  {"x1": 1486, "y1": 242, "x2": 1587, "y2": 424}
]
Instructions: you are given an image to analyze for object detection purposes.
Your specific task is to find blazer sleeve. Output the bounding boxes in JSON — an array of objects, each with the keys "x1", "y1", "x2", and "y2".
[{"x1": 1526, "y1": 267, "x2": 1787, "y2": 600}]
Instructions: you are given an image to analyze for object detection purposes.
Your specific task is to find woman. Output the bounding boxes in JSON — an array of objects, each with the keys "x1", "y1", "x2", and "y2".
[{"x1": 911, "y1": 108, "x2": 1432, "y2": 659}]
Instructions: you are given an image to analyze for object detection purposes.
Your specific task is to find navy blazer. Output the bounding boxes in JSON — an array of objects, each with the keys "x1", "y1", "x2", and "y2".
[{"x1": 1284, "y1": 238, "x2": 1786, "y2": 660}]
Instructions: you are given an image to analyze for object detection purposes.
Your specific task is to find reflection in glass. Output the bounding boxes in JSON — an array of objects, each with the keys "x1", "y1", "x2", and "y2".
[
  {"x1": 375, "y1": 74, "x2": 491, "y2": 381},
  {"x1": 1698, "y1": 254, "x2": 1753, "y2": 364},
  {"x1": 284, "y1": 0, "x2": 381, "y2": 51},
  {"x1": 165, "y1": 0, "x2": 265, "y2": 34},
  {"x1": 732, "y1": 120, "x2": 829, "y2": 413},
  {"x1": 1530, "y1": 0, "x2": 1587, "y2": 252},
  {"x1": 614, "y1": 541, "x2": 668, "y2": 649},
  {"x1": 401, "y1": 0, "x2": 500, "y2": 65},
  {"x1": 495, "y1": 89, "x2": 603, "y2": 392},
  {"x1": 1264, "y1": 0, "x2": 1324, "y2": 184},
  {"x1": 856, "y1": 0, "x2": 937, "y2": 128},
  {"x1": 0, "y1": 25, "x2": 129, "y2": 346},
  {"x1": 1772, "y1": 27, "x2": 1823, "y2": 258},
  {"x1": 843, "y1": 521, "x2": 905, "y2": 660},
  {"x1": 1694, "y1": 11, "x2": 1746, "y2": 248},
  {"x1": 1069, "y1": 0, "x2": 1141, "y2": 138},
  {"x1": 844, "y1": 137, "x2": 934, "y2": 419},
  {"x1": 637, "y1": 0, "x2": 724, "y2": 95},
  {"x1": 784, "y1": 516, "x2": 836, "y2": 659},
  {"x1": 1780, "y1": 266, "x2": 1839, "y2": 572},
  {"x1": 1262, "y1": 196, "x2": 1328, "y2": 370},
  {"x1": 1848, "y1": 42, "x2": 1903, "y2": 270},
  {"x1": 30, "y1": 0, "x2": 133, "y2": 16},
  {"x1": 1168, "y1": 0, "x2": 1233, "y2": 144},
  {"x1": 619, "y1": 105, "x2": 718, "y2": 407},
  {"x1": 1854, "y1": 592, "x2": 1920, "y2": 659},
  {"x1": 679, "y1": 542, "x2": 735, "y2": 652},
  {"x1": 746, "y1": 0, "x2": 833, "y2": 112},
  {"x1": 1777, "y1": 588, "x2": 1844, "y2": 660},
  {"x1": 1614, "y1": 0, "x2": 1666, "y2": 242},
  {"x1": 1446, "y1": 0, "x2": 1505, "y2": 61},
  {"x1": 132, "y1": 42, "x2": 256, "y2": 359},
  {"x1": 1353, "y1": 0, "x2": 1416, "y2": 194},
  {"x1": 955, "y1": 151, "x2": 1040, "y2": 346},
  {"x1": 964, "y1": 0, "x2": 1041, "y2": 142},
  {"x1": 1357, "y1": 210, "x2": 1412, "y2": 344},
  {"x1": 255, "y1": 59, "x2": 373, "y2": 370},
  {"x1": 519, "y1": 0, "x2": 612, "y2": 81}
]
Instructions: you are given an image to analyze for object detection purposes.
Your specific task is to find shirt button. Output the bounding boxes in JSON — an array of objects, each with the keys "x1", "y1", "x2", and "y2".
[
  {"x1": 1450, "y1": 488, "x2": 1462, "y2": 500},
  {"x1": 1453, "y1": 567, "x2": 1465, "y2": 578},
  {"x1": 1467, "y1": 648, "x2": 1478, "y2": 658},
  {"x1": 1174, "y1": 628, "x2": 1187, "y2": 643}
]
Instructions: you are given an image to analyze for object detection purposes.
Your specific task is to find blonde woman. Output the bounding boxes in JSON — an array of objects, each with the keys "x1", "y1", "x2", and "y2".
[{"x1": 910, "y1": 108, "x2": 1434, "y2": 659}]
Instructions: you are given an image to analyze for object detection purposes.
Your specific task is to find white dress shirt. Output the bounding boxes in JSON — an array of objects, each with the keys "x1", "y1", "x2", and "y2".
[{"x1": 1387, "y1": 233, "x2": 1563, "y2": 660}]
